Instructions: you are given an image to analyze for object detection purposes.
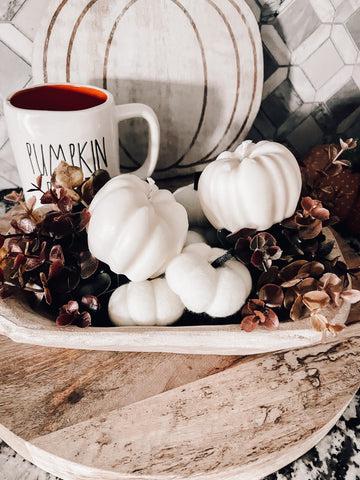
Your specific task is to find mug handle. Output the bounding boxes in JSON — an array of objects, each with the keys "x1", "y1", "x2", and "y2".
[{"x1": 115, "y1": 103, "x2": 160, "y2": 179}]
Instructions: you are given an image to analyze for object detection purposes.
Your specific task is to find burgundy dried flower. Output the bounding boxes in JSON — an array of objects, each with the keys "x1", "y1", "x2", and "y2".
[
  {"x1": 56, "y1": 300, "x2": 91, "y2": 328},
  {"x1": 232, "y1": 230, "x2": 282, "y2": 270},
  {"x1": 282, "y1": 196, "x2": 331, "y2": 240},
  {"x1": 241, "y1": 297, "x2": 279, "y2": 332}
]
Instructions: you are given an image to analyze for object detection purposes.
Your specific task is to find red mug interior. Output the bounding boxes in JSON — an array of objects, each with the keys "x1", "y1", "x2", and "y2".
[{"x1": 9, "y1": 84, "x2": 108, "y2": 111}]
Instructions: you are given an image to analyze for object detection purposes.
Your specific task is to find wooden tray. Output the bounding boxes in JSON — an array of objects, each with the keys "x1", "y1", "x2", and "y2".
[
  {"x1": 32, "y1": 0, "x2": 263, "y2": 178},
  {"x1": 0, "y1": 227, "x2": 355, "y2": 355}
]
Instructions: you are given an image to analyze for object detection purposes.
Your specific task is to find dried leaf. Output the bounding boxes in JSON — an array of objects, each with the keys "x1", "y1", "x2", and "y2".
[
  {"x1": 79, "y1": 250, "x2": 99, "y2": 279},
  {"x1": 311, "y1": 206, "x2": 330, "y2": 221},
  {"x1": 299, "y1": 219, "x2": 323, "y2": 240},
  {"x1": 81, "y1": 295, "x2": 100, "y2": 312},
  {"x1": 279, "y1": 260, "x2": 308, "y2": 282},
  {"x1": 298, "y1": 261, "x2": 324, "y2": 279},
  {"x1": 296, "y1": 277, "x2": 318, "y2": 295},
  {"x1": 76, "y1": 209, "x2": 91, "y2": 232},
  {"x1": 254, "y1": 309, "x2": 267, "y2": 324},
  {"x1": 241, "y1": 315, "x2": 258, "y2": 332},
  {"x1": 302, "y1": 290, "x2": 329, "y2": 311},
  {"x1": 57, "y1": 188, "x2": 73, "y2": 213},
  {"x1": 77, "y1": 311, "x2": 92, "y2": 328},
  {"x1": 82, "y1": 169, "x2": 110, "y2": 204},
  {"x1": 327, "y1": 323, "x2": 345, "y2": 335},
  {"x1": 267, "y1": 246, "x2": 282, "y2": 260},
  {"x1": 247, "y1": 299, "x2": 265, "y2": 313},
  {"x1": 281, "y1": 277, "x2": 302, "y2": 288},
  {"x1": 8, "y1": 238, "x2": 23, "y2": 254},
  {"x1": 320, "y1": 272, "x2": 341, "y2": 288},
  {"x1": 339, "y1": 138, "x2": 348, "y2": 150},
  {"x1": 257, "y1": 266, "x2": 279, "y2": 288},
  {"x1": 334, "y1": 159, "x2": 351, "y2": 167},
  {"x1": 251, "y1": 249, "x2": 264, "y2": 269},
  {"x1": 40, "y1": 189, "x2": 58, "y2": 205},
  {"x1": 263, "y1": 309, "x2": 279, "y2": 330},
  {"x1": 284, "y1": 288, "x2": 297, "y2": 310},
  {"x1": 39, "y1": 271, "x2": 52, "y2": 305},
  {"x1": 25, "y1": 242, "x2": 47, "y2": 271},
  {"x1": 310, "y1": 312, "x2": 327, "y2": 332},
  {"x1": 49, "y1": 244, "x2": 65, "y2": 263},
  {"x1": 51, "y1": 160, "x2": 84, "y2": 189},
  {"x1": 15, "y1": 217, "x2": 37, "y2": 234},
  {"x1": 48, "y1": 259, "x2": 64, "y2": 280},
  {"x1": 317, "y1": 240, "x2": 334, "y2": 257},
  {"x1": 4, "y1": 191, "x2": 23, "y2": 203},
  {"x1": 56, "y1": 313, "x2": 74, "y2": 326},
  {"x1": 258, "y1": 284, "x2": 284, "y2": 308},
  {"x1": 339, "y1": 138, "x2": 356, "y2": 151},
  {"x1": 60, "y1": 300, "x2": 79, "y2": 315},
  {"x1": 341, "y1": 289, "x2": 360, "y2": 304},
  {"x1": 290, "y1": 295, "x2": 305, "y2": 321},
  {"x1": 227, "y1": 228, "x2": 257, "y2": 243},
  {"x1": 13, "y1": 253, "x2": 25, "y2": 268},
  {"x1": 301, "y1": 196, "x2": 315, "y2": 212}
]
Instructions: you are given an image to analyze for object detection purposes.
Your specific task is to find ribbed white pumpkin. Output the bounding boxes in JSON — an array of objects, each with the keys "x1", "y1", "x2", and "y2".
[
  {"x1": 108, "y1": 278, "x2": 185, "y2": 326},
  {"x1": 198, "y1": 140, "x2": 302, "y2": 233},
  {"x1": 166, "y1": 243, "x2": 252, "y2": 317},
  {"x1": 173, "y1": 184, "x2": 208, "y2": 227},
  {"x1": 88, "y1": 174, "x2": 188, "y2": 281}
]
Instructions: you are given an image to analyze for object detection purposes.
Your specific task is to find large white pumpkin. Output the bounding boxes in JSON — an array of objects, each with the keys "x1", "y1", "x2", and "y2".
[
  {"x1": 108, "y1": 278, "x2": 185, "y2": 326},
  {"x1": 198, "y1": 140, "x2": 302, "y2": 233},
  {"x1": 166, "y1": 243, "x2": 252, "y2": 317},
  {"x1": 88, "y1": 174, "x2": 188, "y2": 281}
]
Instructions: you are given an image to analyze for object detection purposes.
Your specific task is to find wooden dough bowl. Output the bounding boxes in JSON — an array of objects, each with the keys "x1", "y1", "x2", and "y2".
[{"x1": 0, "y1": 224, "x2": 356, "y2": 355}]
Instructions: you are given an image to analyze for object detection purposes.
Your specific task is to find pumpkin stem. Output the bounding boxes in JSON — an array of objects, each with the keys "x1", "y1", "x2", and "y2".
[
  {"x1": 211, "y1": 250, "x2": 234, "y2": 268},
  {"x1": 146, "y1": 177, "x2": 158, "y2": 200}
]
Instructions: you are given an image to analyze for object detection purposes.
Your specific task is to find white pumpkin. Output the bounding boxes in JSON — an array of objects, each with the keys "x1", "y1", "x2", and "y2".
[
  {"x1": 184, "y1": 229, "x2": 206, "y2": 246},
  {"x1": 88, "y1": 174, "x2": 188, "y2": 281},
  {"x1": 108, "y1": 278, "x2": 185, "y2": 326},
  {"x1": 173, "y1": 184, "x2": 208, "y2": 226},
  {"x1": 198, "y1": 140, "x2": 302, "y2": 233},
  {"x1": 166, "y1": 243, "x2": 252, "y2": 317}
]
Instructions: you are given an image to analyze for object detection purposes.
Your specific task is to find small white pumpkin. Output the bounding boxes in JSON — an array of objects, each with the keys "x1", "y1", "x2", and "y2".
[
  {"x1": 166, "y1": 243, "x2": 252, "y2": 317},
  {"x1": 88, "y1": 174, "x2": 188, "y2": 281},
  {"x1": 108, "y1": 278, "x2": 185, "y2": 326},
  {"x1": 173, "y1": 184, "x2": 208, "y2": 226},
  {"x1": 184, "y1": 229, "x2": 206, "y2": 246},
  {"x1": 198, "y1": 140, "x2": 302, "y2": 232}
]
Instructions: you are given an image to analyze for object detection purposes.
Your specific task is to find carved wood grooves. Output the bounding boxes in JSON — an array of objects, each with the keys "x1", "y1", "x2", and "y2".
[{"x1": 34, "y1": 0, "x2": 263, "y2": 175}]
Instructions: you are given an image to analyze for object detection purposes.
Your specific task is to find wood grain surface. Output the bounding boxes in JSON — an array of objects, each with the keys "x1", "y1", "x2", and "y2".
[
  {"x1": 32, "y1": 0, "x2": 263, "y2": 177},
  {"x1": 0, "y1": 233, "x2": 359, "y2": 480}
]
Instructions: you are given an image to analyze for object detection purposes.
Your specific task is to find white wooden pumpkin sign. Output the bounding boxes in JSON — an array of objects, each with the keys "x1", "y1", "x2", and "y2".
[{"x1": 32, "y1": 0, "x2": 263, "y2": 178}]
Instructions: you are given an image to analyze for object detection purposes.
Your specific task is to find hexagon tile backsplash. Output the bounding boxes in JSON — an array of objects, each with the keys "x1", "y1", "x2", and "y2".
[{"x1": 0, "y1": 0, "x2": 359, "y2": 192}]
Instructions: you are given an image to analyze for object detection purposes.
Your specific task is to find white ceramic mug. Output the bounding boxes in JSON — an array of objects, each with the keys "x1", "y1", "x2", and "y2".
[{"x1": 4, "y1": 83, "x2": 160, "y2": 198}]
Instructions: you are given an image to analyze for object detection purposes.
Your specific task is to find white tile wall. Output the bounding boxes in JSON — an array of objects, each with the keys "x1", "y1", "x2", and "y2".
[{"x1": 302, "y1": 39, "x2": 344, "y2": 90}]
